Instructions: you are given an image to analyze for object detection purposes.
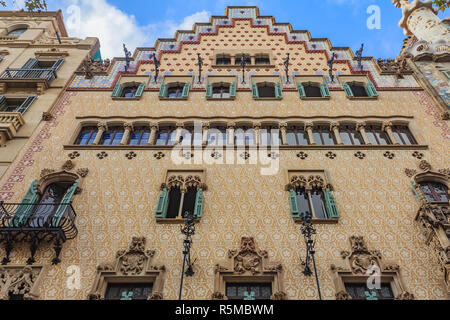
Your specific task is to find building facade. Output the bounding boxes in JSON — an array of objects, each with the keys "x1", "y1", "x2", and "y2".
[
  {"x1": 0, "y1": 10, "x2": 99, "y2": 178},
  {"x1": 0, "y1": 5, "x2": 449, "y2": 300}
]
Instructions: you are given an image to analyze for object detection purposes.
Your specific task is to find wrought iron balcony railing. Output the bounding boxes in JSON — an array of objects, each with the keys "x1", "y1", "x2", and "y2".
[
  {"x1": 0, "y1": 68, "x2": 57, "y2": 82},
  {"x1": 0, "y1": 201, "x2": 78, "y2": 265}
]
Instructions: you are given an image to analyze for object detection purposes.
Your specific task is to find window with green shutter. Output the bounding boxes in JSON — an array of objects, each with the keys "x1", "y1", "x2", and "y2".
[
  {"x1": 112, "y1": 81, "x2": 123, "y2": 97},
  {"x1": 289, "y1": 189, "x2": 300, "y2": 218},
  {"x1": 324, "y1": 188, "x2": 339, "y2": 219},
  {"x1": 251, "y1": 82, "x2": 259, "y2": 98},
  {"x1": 342, "y1": 81, "x2": 354, "y2": 98},
  {"x1": 297, "y1": 81, "x2": 306, "y2": 98},
  {"x1": 182, "y1": 82, "x2": 191, "y2": 98},
  {"x1": 9, "y1": 180, "x2": 39, "y2": 227},
  {"x1": 159, "y1": 82, "x2": 168, "y2": 98},
  {"x1": 320, "y1": 82, "x2": 330, "y2": 98},
  {"x1": 275, "y1": 82, "x2": 283, "y2": 99},
  {"x1": 365, "y1": 81, "x2": 378, "y2": 97},
  {"x1": 229, "y1": 81, "x2": 236, "y2": 98},
  {"x1": 194, "y1": 188, "x2": 204, "y2": 218},
  {"x1": 155, "y1": 188, "x2": 169, "y2": 218},
  {"x1": 134, "y1": 82, "x2": 146, "y2": 98},
  {"x1": 206, "y1": 81, "x2": 212, "y2": 98},
  {"x1": 52, "y1": 180, "x2": 79, "y2": 227}
]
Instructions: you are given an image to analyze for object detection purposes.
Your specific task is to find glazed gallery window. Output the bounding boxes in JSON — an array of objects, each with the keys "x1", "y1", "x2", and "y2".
[
  {"x1": 339, "y1": 125, "x2": 365, "y2": 145},
  {"x1": 420, "y1": 182, "x2": 449, "y2": 203},
  {"x1": 260, "y1": 125, "x2": 281, "y2": 146},
  {"x1": 286, "y1": 126, "x2": 309, "y2": 146},
  {"x1": 226, "y1": 283, "x2": 272, "y2": 300},
  {"x1": 216, "y1": 54, "x2": 231, "y2": 65},
  {"x1": 129, "y1": 126, "x2": 150, "y2": 145},
  {"x1": 75, "y1": 126, "x2": 97, "y2": 145},
  {"x1": 255, "y1": 54, "x2": 270, "y2": 65},
  {"x1": 156, "y1": 184, "x2": 204, "y2": 219},
  {"x1": 312, "y1": 125, "x2": 336, "y2": 145},
  {"x1": 235, "y1": 55, "x2": 251, "y2": 66},
  {"x1": 345, "y1": 283, "x2": 394, "y2": 300},
  {"x1": 180, "y1": 126, "x2": 203, "y2": 146},
  {"x1": 365, "y1": 125, "x2": 391, "y2": 145},
  {"x1": 294, "y1": 187, "x2": 328, "y2": 219},
  {"x1": 100, "y1": 126, "x2": 124, "y2": 145},
  {"x1": 7, "y1": 27, "x2": 27, "y2": 37},
  {"x1": 392, "y1": 125, "x2": 417, "y2": 145},
  {"x1": 105, "y1": 283, "x2": 153, "y2": 300},
  {"x1": 235, "y1": 126, "x2": 256, "y2": 146},
  {"x1": 207, "y1": 126, "x2": 228, "y2": 146},
  {"x1": 0, "y1": 96, "x2": 36, "y2": 115},
  {"x1": 155, "y1": 126, "x2": 177, "y2": 146}
]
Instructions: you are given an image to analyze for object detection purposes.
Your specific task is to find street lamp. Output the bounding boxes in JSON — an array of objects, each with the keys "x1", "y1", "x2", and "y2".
[
  {"x1": 299, "y1": 211, "x2": 322, "y2": 300},
  {"x1": 178, "y1": 211, "x2": 196, "y2": 300}
]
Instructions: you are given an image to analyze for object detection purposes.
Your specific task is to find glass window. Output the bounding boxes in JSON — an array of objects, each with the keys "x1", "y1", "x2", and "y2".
[
  {"x1": 207, "y1": 126, "x2": 227, "y2": 146},
  {"x1": 181, "y1": 126, "x2": 203, "y2": 146},
  {"x1": 75, "y1": 126, "x2": 97, "y2": 145},
  {"x1": 168, "y1": 85, "x2": 184, "y2": 98},
  {"x1": 100, "y1": 126, "x2": 124, "y2": 145},
  {"x1": 392, "y1": 125, "x2": 417, "y2": 145},
  {"x1": 296, "y1": 188, "x2": 311, "y2": 216},
  {"x1": 310, "y1": 189, "x2": 327, "y2": 219},
  {"x1": 365, "y1": 125, "x2": 391, "y2": 145},
  {"x1": 216, "y1": 55, "x2": 231, "y2": 65},
  {"x1": 255, "y1": 55, "x2": 270, "y2": 65},
  {"x1": 212, "y1": 85, "x2": 230, "y2": 99},
  {"x1": 345, "y1": 283, "x2": 394, "y2": 300},
  {"x1": 155, "y1": 126, "x2": 177, "y2": 146},
  {"x1": 235, "y1": 55, "x2": 251, "y2": 66},
  {"x1": 235, "y1": 127, "x2": 255, "y2": 146},
  {"x1": 0, "y1": 101, "x2": 21, "y2": 113},
  {"x1": 420, "y1": 182, "x2": 449, "y2": 203},
  {"x1": 257, "y1": 83, "x2": 276, "y2": 98},
  {"x1": 121, "y1": 86, "x2": 139, "y2": 98},
  {"x1": 105, "y1": 283, "x2": 153, "y2": 300},
  {"x1": 313, "y1": 125, "x2": 335, "y2": 145},
  {"x1": 339, "y1": 125, "x2": 365, "y2": 145},
  {"x1": 7, "y1": 28, "x2": 27, "y2": 37},
  {"x1": 260, "y1": 126, "x2": 281, "y2": 146},
  {"x1": 129, "y1": 126, "x2": 150, "y2": 145},
  {"x1": 349, "y1": 83, "x2": 368, "y2": 97},
  {"x1": 304, "y1": 84, "x2": 322, "y2": 97},
  {"x1": 226, "y1": 283, "x2": 272, "y2": 300},
  {"x1": 181, "y1": 186, "x2": 197, "y2": 218},
  {"x1": 286, "y1": 126, "x2": 309, "y2": 146},
  {"x1": 167, "y1": 186, "x2": 182, "y2": 219}
]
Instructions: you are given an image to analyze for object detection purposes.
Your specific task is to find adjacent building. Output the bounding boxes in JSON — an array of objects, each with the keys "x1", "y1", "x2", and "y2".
[{"x1": 0, "y1": 5, "x2": 449, "y2": 300}]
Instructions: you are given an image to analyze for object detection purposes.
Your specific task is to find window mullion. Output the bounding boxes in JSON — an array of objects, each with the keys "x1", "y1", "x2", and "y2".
[{"x1": 307, "y1": 190, "x2": 315, "y2": 218}]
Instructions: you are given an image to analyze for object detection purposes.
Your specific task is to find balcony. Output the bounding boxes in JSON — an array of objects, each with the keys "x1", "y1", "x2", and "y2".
[
  {"x1": 0, "y1": 112, "x2": 24, "y2": 145},
  {"x1": 0, "y1": 68, "x2": 57, "y2": 94},
  {"x1": 0, "y1": 201, "x2": 78, "y2": 265}
]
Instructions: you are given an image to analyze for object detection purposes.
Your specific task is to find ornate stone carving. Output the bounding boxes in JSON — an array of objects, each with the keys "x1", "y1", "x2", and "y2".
[
  {"x1": 213, "y1": 237, "x2": 286, "y2": 300},
  {"x1": 419, "y1": 160, "x2": 432, "y2": 172},
  {"x1": 405, "y1": 168, "x2": 417, "y2": 178},
  {"x1": 62, "y1": 160, "x2": 75, "y2": 171},
  {"x1": 40, "y1": 168, "x2": 55, "y2": 178},
  {"x1": 0, "y1": 266, "x2": 46, "y2": 300},
  {"x1": 377, "y1": 57, "x2": 412, "y2": 78},
  {"x1": 345, "y1": 236, "x2": 381, "y2": 274},
  {"x1": 41, "y1": 112, "x2": 53, "y2": 121},
  {"x1": 76, "y1": 168, "x2": 89, "y2": 178},
  {"x1": 77, "y1": 57, "x2": 111, "y2": 79},
  {"x1": 88, "y1": 237, "x2": 165, "y2": 300}
]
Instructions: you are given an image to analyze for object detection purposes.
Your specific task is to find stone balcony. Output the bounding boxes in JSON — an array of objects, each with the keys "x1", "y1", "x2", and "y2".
[
  {"x1": 0, "y1": 68, "x2": 57, "y2": 94},
  {"x1": 0, "y1": 112, "x2": 25, "y2": 146}
]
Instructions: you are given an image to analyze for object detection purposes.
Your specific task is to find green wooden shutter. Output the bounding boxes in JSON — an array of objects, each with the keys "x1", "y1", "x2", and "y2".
[
  {"x1": 342, "y1": 81, "x2": 354, "y2": 98},
  {"x1": 135, "y1": 82, "x2": 145, "y2": 98},
  {"x1": 366, "y1": 81, "x2": 378, "y2": 97},
  {"x1": 289, "y1": 189, "x2": 300, "y2": 218},
  {"x1": 112, "y1": 81, "x2": 123, "y2": 97},
  {"x1": 275, "y1": 82, "x2": 283, "y2": 99},
  {"x1": 410, "y1": 181, "x2": 421, "y2": 202},
  {"x1": 206, "y1": 81, "x2": 212, "y2": 98},
  {"x1": 159, "y1": 82, "x2": 167, "y2": 98},
  {"x1": 320, "y1": 82, "x2": 330, "y2": 98},
  {"x1": 52, "y1": 180, "x2": 79, "y2": 227},
  {"x1": 194, "y1": 188, "x2": 204, "y2": 218},
  {"x1": 251, "y1": 82, "x2": 259, "y2": 98},
  {"x1": 229, "y1": 81, "x2": 236, "y2": 98},
  {"x1": 297, "y1": 81, "x2": 306, "y2": 98},
  {"x1": 155, "y1": 188, "x2": 169, "y2": 218},
  {"x1": 10, "y1": 180, "x2": 40, "y2": 227},
  {"x1": 182, "y1": 82, "x2": 191, "y2": 98},
  {"x1": 324, "y1": 188, "x2": 339, "y2": 219},
  {"x1": 16, "y1": 96, "x2": 37, "y2": 115}
]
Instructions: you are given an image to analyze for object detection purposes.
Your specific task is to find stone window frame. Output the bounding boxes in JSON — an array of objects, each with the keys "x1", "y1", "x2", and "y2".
[
  {"x1": 339, "y1": 75, "x2": 378, "y2": 100},
  {"x1": 0, "y1": 265, "x2": 47, "y2": 300},
  {"x1": 3, "y1": 23, "x2": 30, "y2": 38},
  {"x1": 159, "y1": 75, "x2": 194, "y2": 101},
  {"x1": 330, "y1": 236, "x2": 414, "y2": 300},
  {"x1": 295, "y1": 75, "x2": 330, "y2": 100},
  {"x1": 212, "y1": 237, "x2": 286, "y2": 300},
  {"x1": 88, "y1": 237, "x2": 166, "y2": 300}
]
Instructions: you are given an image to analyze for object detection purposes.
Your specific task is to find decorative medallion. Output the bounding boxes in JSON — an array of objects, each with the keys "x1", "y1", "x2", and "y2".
[
  {"x1": 96, "y1": 152, "x2": 108, "y2": 160},
  {"x1": 68, "y1": 151, "x2": 80, "y2": 160},
  {"x1": 297, "y1": 152, "x2": 308, "y2": 160},
  {"x1": 412, "y1": 151, "x2": 424, "y2": 160},
  {"x1": 354, "y1": 152, "x2": 366, "y2": 160},
  {"x1": 383, "y1": 151, "x2": 395, "y2": 159},
  {"x1": 154, "y1": 152, "x2": 165, "y2": 160},
  {"x1": 326, "y1": 152, "x2": 337, "y2": 159},
  {"x1": 240, "y1": 152, "x2": 250, "y2": 160},
  {"x1": 125, "y1": 151, "x2": 137, "y2": 160},
  {"x1": 268, "y1": 152, "x2": 279, "y2": 160},
  {"x1": 211, "y1": 151, "x2": 222, "y2": 160}
]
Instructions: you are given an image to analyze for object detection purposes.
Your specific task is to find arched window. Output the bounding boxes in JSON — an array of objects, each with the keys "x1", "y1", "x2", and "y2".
[
  {"x1": 207, "y1": 126, "x2": 227, "y2": 146},
  {"x1": 75, "y1": 126, "x2": 97, "y2": 145},
  {"x1": 365, "y1": 125, "x2": 391, "y2": 145},
  {"x1": 155, "y1": 126, "x2": 177, "y2": 146},
  {"x1": 420, "y1": 182, "x2": 449, "y2": 203},
  {"x1": 121, "y1": 85, "x2": 139, "y2": 98},
  {"x1": 339, "y1": 125, "x2": 365, "y2": 145},
  {"x1": 313, "y1": 125, "x2": 336, "y2": 145},
  {"x1": 100, "y1": 126, "x2": 124, "y2": 145},
  {"x1": 286, "y1": 126, "x2": 309, "y2": 146},
  {"x1": 166, "y1": 186, "x2": 182, "y2": 218},
  {"x1": 257, "y1": 83, "x2": 276, "y2": 98},
  {"x1": 129, "y1": 126, "x2": 150, "y2": 145},
  {"x1": 167, "y1": 84, "x2": 185, "y2": 99},
  {"x1": 349, "y1": 83, "x2": 368, "y2": 97},
  {"x1": 181, "y1": 186, "x2": 197, "y2": 218},
  {"x1": 303, "y1": 83, "x2": 322, "y2": 97},
  {"x1": 7, "y1": 27, "x2": 27, "y2": 37}
]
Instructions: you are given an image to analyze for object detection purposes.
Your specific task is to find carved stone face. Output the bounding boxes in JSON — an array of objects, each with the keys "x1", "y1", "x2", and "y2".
[{"x1": 240, "y1": 237, "x2": 256, "y2": 252}]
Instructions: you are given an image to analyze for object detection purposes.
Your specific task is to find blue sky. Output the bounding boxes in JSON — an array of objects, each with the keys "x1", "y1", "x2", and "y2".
[{"x1": 5, "y1": 0, "x2": 448, "y2": 59}]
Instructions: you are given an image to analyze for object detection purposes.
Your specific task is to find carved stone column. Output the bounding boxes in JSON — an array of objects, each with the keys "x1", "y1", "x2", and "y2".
[
  {"x1": 120, "y1": 123, "x2": 133, "y2": 145},
  {"x1": 250, "y1": 55, "x2": 256, "y2": 66},
  {"x1": 254, "y1": 122, "x2": 261, "y2": 146},
  {"x1": 93, "y1": 122, "x2": 107, "y2": 145},
  {"x1": 383, "y1": 121, "x2": 398, "y2": 145},
  {"x1": 330, "y1": 122, "x2": 343, "y2": 145},
  {"x1": 356, "y1": 122, "x2": 370, "y2": 145},
  {"x1": 227, "y1": 122, "x2": 235, "y2": 146},
  {"x1": 280, "y1": 122, "x2": 288, "y2": 146},
  {"x1": 148, "y1": 123, "x2": 158, "y2": 145},
  {"x1": 202, "y1": 122, "x2": 210, "y2": 146},
  {"x1": 305, "y1": 122, "x2": 315, "y2": 145},
  {"x1": 175, "y1": 123, "x2": 184, "y2": 144},
  {"x1": 230, "y1": 55, "x2": 236, "y2": 66},
  {"x1": 178, "y1": 187, "x2": 186, "y2": 218}
]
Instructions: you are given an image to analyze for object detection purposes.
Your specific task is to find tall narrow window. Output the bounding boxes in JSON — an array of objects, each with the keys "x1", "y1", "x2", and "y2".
[
  {"x1": 155, "y1": 126, "x2": 177, "y2": 146},
  {"x1": 100, "y1": 126, "x2": 124, "y2": 145},
  {"x1": 207, "y1": 126, "x2": 227, "y2": 146},
  {"x1": 260, "y1": 125, "x2": 281, "y2": 146},
  {"x1": 392, "y1": 125, "x2": 417, "y2": 145},
  {"x1": 235, "y1": 126, "x2": 255, "y2": 146},
  {"x1": 286, "y1": 126, "x2": 309, "y2": 146},
  {"x1": 181, "y1": 126, "x2": 203, "y2": 146},
  {"x1": 365, "y1": 125, "x2": 391, "y2": 145},
  {"x1": 181, "y1": 186, "x2": 197, "y2": 218},
  {"x1": 166, "y1": 187, "x2": 182, "y2": 219},
  {"x1": 420, "y1": 182, "x2": 449, "y2": 203},
  {"x1": 129, "y1": 126, "x2": 150, "y2": 145},
  {"x1": 339, "y1": 125, "x2": 365, "y2": 145},
  {"x1": 310, "y1": 188, "x2": 327, "y2": 219},
  {"x1": 313, "y1": 125, "x2": 336, "y2": 145},
  {"x1": 75, "y1": 126, "x2": 97, "y2": 145},
  {"x1": 295, "y1": 187, "x2": 312, "y2": 216}
]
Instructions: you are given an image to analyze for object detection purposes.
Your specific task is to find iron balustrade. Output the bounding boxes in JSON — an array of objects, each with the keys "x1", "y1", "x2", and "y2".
[
  {"x1": 0, "y1": 68, "x2": 57, "y2": 82},
  {"x1": 0, "y1": 201, "x2": 78, "y2": 265}
]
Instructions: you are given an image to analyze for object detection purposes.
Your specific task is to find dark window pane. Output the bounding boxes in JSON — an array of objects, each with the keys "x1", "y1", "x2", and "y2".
[
  {"x1": 304, "y1": 85, "x2": 322, "y2": 97},
  {"x1": 167, "y1": 187, "x2": 182, "y2": 218},
  {"x1": 76, "y1": 126, "x2": 97, "y2": 145},
  {"x1": 258, "y1": 84, "x2": 275, "y2": 98},
  {"x1": 345, "y1": 283, "x2": 394, "y2": 300},
  {"x1": 226, "y1": 283, "x2": 272, "y2": 300},
  {"x1": 168, "y1": 85, "x2": 184, "y2": 98},
  {"x1": 105, "y1": 283, "x2": 153, "y2": 300},
  {"x1": 121, "y1": 86, "x2": 139, "y2": 98},
  {"x1": 350, "y1": 84, "x2": 368, "y2": 97},
  {"x1": 296, "y1": 188, "x2": 311, "y2": 216},
  {"x1": 181, "y1": 186, "x2": 197, "y2": 218}
]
